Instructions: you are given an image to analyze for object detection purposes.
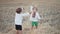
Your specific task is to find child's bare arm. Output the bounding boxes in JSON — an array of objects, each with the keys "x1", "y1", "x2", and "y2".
[{"x1": 39, "y1": 19, "x2": 44, "y2": 24}]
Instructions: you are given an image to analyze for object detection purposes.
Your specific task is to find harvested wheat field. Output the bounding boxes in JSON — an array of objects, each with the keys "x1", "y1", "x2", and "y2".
[{"x1": 0, "y1": 0, "x2": 60, "y2": 34}]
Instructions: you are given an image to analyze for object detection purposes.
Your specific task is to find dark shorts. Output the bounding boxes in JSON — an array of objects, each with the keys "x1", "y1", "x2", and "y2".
[{"x1": 15, "y1": 25, "x2": 22, "y2": 30}]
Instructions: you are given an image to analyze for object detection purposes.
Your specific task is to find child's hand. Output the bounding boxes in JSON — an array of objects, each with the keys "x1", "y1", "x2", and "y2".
[{"x1": 39, "y1": 19, "x2": 43, "y2": 24}]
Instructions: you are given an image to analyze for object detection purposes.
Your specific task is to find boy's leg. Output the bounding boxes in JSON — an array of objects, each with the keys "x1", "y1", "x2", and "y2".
[
  {"x1": 31, "y1": 25, "x2": 34, "y2": 30},
  {"x1": 19, "y1": 25, "x2": 22, "y2": 34},
  {"x1": 15, "y1": 25, "x2": 19, "y2": 34},
  {"x1": 15, "y1": 25, "x2": 22, "y2": 34},
  {"x1": 16, "y1": 30, "x2": 19, "y2": 34},
  {"x1": 31, "y1": 21, "x2": 34, "y2": 29},
  {"x1": 16, "y1": 30, "x2": 22, "y2": 34},
  {"x1": 19, "y1": 30, "x2": 22, "y2": 34},
  {"x1": 35, "y1": 22, "x2": 38, "y2": 29}
]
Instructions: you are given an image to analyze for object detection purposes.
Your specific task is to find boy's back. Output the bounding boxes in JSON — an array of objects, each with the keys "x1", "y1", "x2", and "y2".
[{"x1": 15, "y1": 13, "x2": 29, "y2": 25}]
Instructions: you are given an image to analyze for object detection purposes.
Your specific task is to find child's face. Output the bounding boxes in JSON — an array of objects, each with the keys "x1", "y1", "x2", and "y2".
[{"x1": 32, "y1": 8, "x2": 37, "y2": 12}]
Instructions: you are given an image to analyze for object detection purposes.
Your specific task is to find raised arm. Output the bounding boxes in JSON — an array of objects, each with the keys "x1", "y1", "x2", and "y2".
[
  {"x1": 22, "y1": 12, "x2": 30, "y2": 16},
  {"x1": 37, "y1": 13, "x2": 43, "y2": 23},
  {"x1": 37, "y1": 13, "x2": 41, "y2": 20}
]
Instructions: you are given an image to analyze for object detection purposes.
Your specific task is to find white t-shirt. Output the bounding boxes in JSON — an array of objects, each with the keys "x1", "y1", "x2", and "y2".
[
  {"x1": 30, "y1": 12, "x2": 41, "y2": 22},
  {"x1": 15, "y1": 13, "x2": 29, "y2": 25}
]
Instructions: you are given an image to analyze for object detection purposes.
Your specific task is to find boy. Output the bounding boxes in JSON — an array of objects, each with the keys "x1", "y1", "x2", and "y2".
[
  {"x1": 30, "y1": 7, "x2": 41, "y2": 29},
  {"x1": 15, "y1": 8, "x2": 29, "y2": 34}
]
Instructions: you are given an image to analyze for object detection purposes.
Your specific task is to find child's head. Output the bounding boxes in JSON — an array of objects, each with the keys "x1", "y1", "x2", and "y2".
[
  {"x1": 32, "y1": 7, "x2": 37, "y2": 17},
  {"x1": 32, "y1": 7, "x2": 37, "y2": 12},
  {"x1": 16, "y1": 8, "x2": 22, "y2": 14}
]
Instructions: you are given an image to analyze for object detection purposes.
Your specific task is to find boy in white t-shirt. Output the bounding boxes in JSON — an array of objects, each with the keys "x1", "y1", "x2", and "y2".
[
  {"x1": 15, "y1": 8, "x2": 29, "y2": 34},
  {"x1": 30, "y1": 7, "x2": 41, "y2": 29}
]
